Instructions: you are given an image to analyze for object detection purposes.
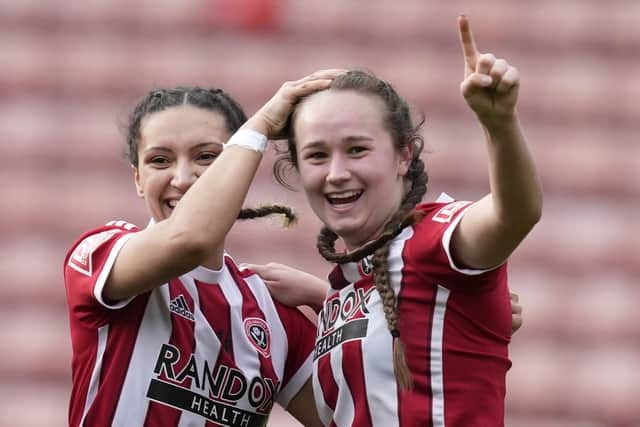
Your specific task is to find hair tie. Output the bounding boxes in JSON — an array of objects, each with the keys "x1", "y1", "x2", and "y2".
[{"x1": 390, "y1": 329, "x2": 400, "y2": 338}]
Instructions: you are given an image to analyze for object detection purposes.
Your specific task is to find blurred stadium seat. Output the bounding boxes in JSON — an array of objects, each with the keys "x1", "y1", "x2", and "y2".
[{"x1": 0, "y1": 0, "x2": 637, "y2": 425}]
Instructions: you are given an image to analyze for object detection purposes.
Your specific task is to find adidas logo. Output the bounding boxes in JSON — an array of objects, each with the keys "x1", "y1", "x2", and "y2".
[{"x1": 169, "y1": 295, "x2": 194, "y2": 321}]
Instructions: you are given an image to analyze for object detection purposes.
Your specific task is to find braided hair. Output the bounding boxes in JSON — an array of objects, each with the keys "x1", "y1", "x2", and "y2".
[
  {"x1": 275, "y1": 71, "x2": 429, "y2": 390},
  {"x1": 126, "y1": 86, "x2": 296, "y2": 224}
]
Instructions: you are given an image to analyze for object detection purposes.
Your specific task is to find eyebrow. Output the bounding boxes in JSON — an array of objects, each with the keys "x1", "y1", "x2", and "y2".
[
  {"x1": 193, "y1": 141, "x2": 224, "y2": 150},
  {"x1": 300, "y1": 135, "x2": 374, "y2": 149},
  {"x1": 143, "y1": 141, "x2": 224, "y2": 153}
]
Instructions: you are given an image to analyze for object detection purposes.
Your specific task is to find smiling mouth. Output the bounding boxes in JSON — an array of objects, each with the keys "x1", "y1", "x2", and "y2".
[
  {"x1": 326, "y1": 190, "x2": 363, "y2": 205},
  {"x1": 166, "y1": 199, "x2": 179, "y2": 210}
]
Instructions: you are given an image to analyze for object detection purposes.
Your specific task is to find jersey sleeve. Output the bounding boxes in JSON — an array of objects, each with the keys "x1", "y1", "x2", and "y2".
[
  {"x1": 272, "y1": 301, "x2": 316, "y2": 408},
  {"x1": 63, "y1": 222, "x2": 139, "y2": 327},
  {"x1": 411, "y1": 201, "x2": 507, "y2": 290}
]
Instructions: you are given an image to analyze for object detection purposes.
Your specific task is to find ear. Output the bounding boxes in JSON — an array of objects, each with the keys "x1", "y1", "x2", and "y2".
[
  {"x1": 132, "y1": 165, "x2": 144, "y2": 197},
  {"x1": 397, "y1": 141, "x2": 414, "y2": 177}
]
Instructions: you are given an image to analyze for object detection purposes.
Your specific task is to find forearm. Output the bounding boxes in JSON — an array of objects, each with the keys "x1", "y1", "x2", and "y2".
[
  {"x1": 482, "y1": 113, "x2": 542, "y2": 231},
  {"x1": 169, "y1": 132, "x2": 263, "y2": 259}
]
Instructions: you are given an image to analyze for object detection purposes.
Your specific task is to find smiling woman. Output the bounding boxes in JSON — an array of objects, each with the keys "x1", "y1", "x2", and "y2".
[
  {"x1": 264, "y1": 16, "x2": 542, "y2": 427},
  {"x1": 62, "y1": 80, "x2": 345, "y2": 427},
  {"x1": 133, "y1": 105, "x2": 228, "y2": 223}
]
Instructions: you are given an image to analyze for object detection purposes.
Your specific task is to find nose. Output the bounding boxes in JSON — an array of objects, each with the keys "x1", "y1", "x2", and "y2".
[
  {"x1": 170, "y1": 160, "x2": 198, "y2": 191},
  {"x1": 326, "y1": 154, "x2": 351, "y2": 185}
]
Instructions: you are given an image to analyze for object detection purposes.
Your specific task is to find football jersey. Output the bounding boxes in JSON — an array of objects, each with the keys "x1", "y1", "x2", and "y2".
[
  {"x1": 64, "y1": 220, "x2": 316, "y2": 427},
  {"x1": 312, "y1": 201, "x2": 512, "y2": 427}
]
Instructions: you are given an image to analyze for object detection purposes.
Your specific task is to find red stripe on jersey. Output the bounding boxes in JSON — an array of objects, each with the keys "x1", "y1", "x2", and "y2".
[
  {"x1": 77, "y1": 294, "x2": 150, "y2": 426},
  {"x1": 396, "y1": 280, "x2": 437, "y2": 426},
  {"x1": 144, "y1": 278, "x2": 196, "y2": 426},
  {"x1": 341, "y1": 340, "x2": 373, "y2": 426},
  {"x1": 273, "y1": 301, "x2": 315, "y2": 387},
  {"x1": 328, "y1": 266, "x2": 350, "y2": 290},
  {"x1": 195, "y1": 280, "x2": 237, "y2": 367}
]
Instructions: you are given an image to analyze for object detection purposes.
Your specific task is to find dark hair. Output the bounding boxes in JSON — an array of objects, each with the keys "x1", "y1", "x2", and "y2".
[
  {"x1": 126, "y1": 86, "x2": 296, "y2": 225},
  {"x1": 125, "y1": 86, "x2": 247, "y2": 167},
  {"x1": 275, "y1": 70, "x2": 429, "y2": 390}
]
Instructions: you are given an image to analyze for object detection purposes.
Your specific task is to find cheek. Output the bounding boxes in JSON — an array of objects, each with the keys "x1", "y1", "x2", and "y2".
[
  {"x1": 298, "y1": 164, "x2": 322, "y2": 191},
  {"x1": 140, "y1": 170, "x2": 168, "y2": 195}
]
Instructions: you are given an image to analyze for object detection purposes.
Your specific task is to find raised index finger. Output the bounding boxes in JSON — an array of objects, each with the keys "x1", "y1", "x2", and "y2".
[{"x1": 458, "y1": 15, "x2": 479, "y2": 69}]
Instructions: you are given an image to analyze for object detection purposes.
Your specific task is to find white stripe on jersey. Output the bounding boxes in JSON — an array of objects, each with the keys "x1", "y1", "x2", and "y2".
[
  {"x1": 363, "y1": 227, "x2": 413, "y2": 427},
  {"x1": 178, "y1": 275, "x2": 220, "y2": 427},
  {"x1": 431, "y1": 285, "x2": 450, "y2": 427},
  {"x1": 244, "y1": 274, "x2": 310, "y2": 407},
  {"x1": 79, "y1": 325, "x2": 109, "y2": 427},
  {"x1": 112, "y1": 285, "x2": 172, "y2": 426},
  {"x1": 312, "y1": 363, "x2": 332, "y2": 426},
  {"x1": 244, "y1": 274, "x2": 286, "y2": 380},
  {"x1": 93, "y1": 233, "x2": 135, "y2": 309},
  {"x1": 218, "y1": 268, "x2": 261, "y2": 411}
]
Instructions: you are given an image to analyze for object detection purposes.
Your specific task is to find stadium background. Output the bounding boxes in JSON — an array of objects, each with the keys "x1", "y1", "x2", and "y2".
[{"x1": 0, "y1": 0, "x2": 638, "y2": 426}]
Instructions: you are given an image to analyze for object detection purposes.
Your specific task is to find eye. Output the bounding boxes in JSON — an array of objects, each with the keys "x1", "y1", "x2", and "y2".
[
  {"x1": 347, "y1": 146, "x2": 368, "y2": 156},
  {"x1": 197, "y1": 152, "x2": 219, "y2": 163},
  {"x1": 149, "y1": 156, "x2": 170, "y2": 167},
  {"x1": 303, "y1": 151, "x2": 329, "y2": 162}
]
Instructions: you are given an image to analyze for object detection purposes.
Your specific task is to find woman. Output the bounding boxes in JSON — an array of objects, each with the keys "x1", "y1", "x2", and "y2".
[
  {"x1": 264, "y1": 16, "x2": 541, "y2": 426},
  {"x1": 63, "y1": 73, "x2": 343, "y2": 427}
]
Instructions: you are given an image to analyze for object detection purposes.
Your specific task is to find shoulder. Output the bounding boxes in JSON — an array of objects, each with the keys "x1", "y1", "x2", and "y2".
[
  {"x1": 398, "y1": 200, "x2": 474, "y2": 262},
  {"x1": 64, "y1": 220, "x2": 140, "y2": 276}
]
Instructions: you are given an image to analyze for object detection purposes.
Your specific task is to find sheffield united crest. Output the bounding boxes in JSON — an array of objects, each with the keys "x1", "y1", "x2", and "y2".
[{"x1": 244, "y1": 318, "x2": 271, "y2": 358}]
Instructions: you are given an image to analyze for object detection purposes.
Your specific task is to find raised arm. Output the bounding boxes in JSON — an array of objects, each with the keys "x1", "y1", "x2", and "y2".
[
  {"x1": 105, "y1": 71, "x2": 344, "y2": 302},
  {"x1": 451, "y1": 15, "x2": 543, "y2": 269}
]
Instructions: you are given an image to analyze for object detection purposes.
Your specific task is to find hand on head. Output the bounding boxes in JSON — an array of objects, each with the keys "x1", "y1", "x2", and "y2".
[
  {"x1": 457, "y1": 15, "x2": 520, "y2": 124},
  {"x1": 243, "y1": 69, "x2": 347, "y2": 138}
]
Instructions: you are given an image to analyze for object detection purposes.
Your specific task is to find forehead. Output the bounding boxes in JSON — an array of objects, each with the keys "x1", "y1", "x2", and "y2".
[
  {"x1": 295, "y1": 90, "x2": 387, "y2": 138},
  {"x1": 140, "y1": 105, "x2": 230, "y2": 145}
]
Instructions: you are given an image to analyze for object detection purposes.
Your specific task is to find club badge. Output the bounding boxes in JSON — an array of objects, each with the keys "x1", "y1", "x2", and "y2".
[{"x1": 244, "y1": 318, "x2": 271, "y2": 358}]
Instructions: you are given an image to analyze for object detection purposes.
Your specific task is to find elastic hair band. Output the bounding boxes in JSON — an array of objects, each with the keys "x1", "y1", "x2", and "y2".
[
  {"x1": 390, "y1": 329, "x2": 400, "y2": 338},
  {"x1": 225, "y1": 128, "x2": 268, "y2": 153}
]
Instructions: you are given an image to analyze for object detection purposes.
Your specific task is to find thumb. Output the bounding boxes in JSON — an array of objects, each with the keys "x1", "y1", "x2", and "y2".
[{"x1": 239, "y1": 263, "x2": 264, "y2": 273}]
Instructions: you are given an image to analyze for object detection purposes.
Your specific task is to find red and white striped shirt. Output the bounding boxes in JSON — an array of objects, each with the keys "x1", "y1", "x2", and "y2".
[
  {"x1": 64, "y1": 220, "x2": 316, "y2": 427},
  {"x1": 312, "y1": 201, "x2": 512, "y2": 427}
]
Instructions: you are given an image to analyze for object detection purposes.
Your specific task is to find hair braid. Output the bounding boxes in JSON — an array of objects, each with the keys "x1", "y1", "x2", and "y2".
[
  {"x1": 315, "y1": 154, "x2": 428, "y2": 391},
  {"x1": 238, "y1": 204, "x2": 298, "y2": 227}
]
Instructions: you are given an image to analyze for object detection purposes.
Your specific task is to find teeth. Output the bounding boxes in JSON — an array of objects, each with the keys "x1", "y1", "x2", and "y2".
[
  {"x1": 327, "y1": 191, "x2": 360, "y2": 200},
  {"x1": 167, "y1": 200, "x2": 179, "y2": 208}
]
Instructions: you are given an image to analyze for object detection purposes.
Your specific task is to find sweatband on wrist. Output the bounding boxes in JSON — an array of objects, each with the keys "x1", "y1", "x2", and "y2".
[{"x1": 224, "y1": 128, "x2": 268, "y2": 153}]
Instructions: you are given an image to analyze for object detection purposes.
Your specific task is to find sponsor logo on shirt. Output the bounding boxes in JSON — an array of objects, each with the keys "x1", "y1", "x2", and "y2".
[
  {"x1": 432, "y1": 201, "x2": 471, "y2": 223},
  {"x1": 149, "y1": 343, "x2": 278, "y2": 426},
  {"x1": 315, "y1": 286, "x2": 376, "y2": 359},
  {"x1": 244, "y1": 318, "x2": 270, "y2": 358},
  {"x1": 68, "y1": 229, "x2": 120, "y2": 276},
  {"x1": 169, "y1": 294, "x2": 194, "y2": 321}
]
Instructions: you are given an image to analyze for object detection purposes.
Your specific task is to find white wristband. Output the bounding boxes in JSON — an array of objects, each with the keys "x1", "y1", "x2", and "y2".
[{"x1": 224, "y1": 128, "x2": 268, "y2": 153}]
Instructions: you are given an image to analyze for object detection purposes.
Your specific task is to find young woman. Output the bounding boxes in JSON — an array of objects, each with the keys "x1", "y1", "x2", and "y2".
[
  {"x1": 259, "y1": 16, "x2": 542, "y2": 426},
  {"x1": 63, "y1": 73, "x2": 345, "y2": 427}
]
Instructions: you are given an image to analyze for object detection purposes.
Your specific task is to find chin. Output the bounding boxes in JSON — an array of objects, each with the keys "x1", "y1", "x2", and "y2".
[{"x1": 328, "y1": 223, "x2": 364, "y2": 245}]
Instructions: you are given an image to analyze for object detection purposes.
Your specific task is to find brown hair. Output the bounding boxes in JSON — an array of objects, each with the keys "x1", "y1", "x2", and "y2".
[{"x1": 276, "y1": 70, "x2": 429, "y2": 390}]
